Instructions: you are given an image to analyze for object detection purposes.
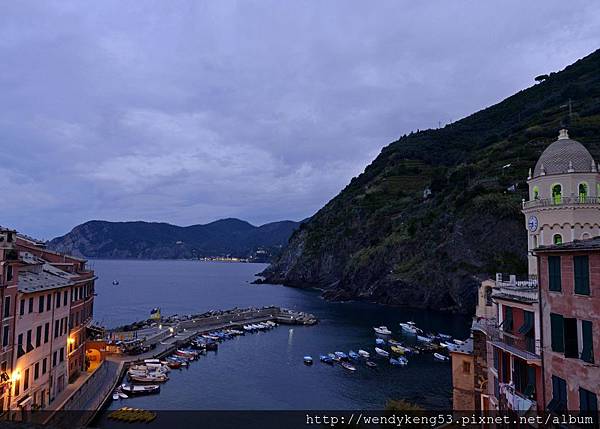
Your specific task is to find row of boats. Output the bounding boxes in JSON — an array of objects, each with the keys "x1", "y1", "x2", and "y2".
[{"x1": 114, "y1": 322, "x2": 280, "y2": 400}]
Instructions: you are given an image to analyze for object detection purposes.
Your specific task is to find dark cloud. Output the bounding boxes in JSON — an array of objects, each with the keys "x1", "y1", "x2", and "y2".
[{"x1": 1, "y1": 0, "x2": 599, "y2": 238}]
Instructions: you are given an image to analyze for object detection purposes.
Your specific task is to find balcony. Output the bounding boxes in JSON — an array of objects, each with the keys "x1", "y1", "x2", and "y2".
[
  {"x1": 523, "y1": 196, "x2": 600, "y2": 210},
  {"x1": 488, "y1": 325, "x2": 540, "y2": 362},
  {"x1": 499, "y1": 383, "x2": 537, "y2": 414}
]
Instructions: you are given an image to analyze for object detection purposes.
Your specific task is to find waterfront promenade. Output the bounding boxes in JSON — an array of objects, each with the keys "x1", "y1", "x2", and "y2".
[{"x1": 41, "y1": 306, "x2": 317, "y2": 427}]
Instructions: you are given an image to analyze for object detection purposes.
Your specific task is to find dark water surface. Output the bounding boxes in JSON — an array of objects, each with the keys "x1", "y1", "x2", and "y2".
[{"x1": 91, "y1": 259, "x2": 470, "y2": 413}]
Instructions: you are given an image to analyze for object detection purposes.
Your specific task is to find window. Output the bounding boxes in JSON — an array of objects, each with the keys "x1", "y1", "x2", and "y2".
[
  {"x1": 54, "y1": 320, "x2": 59, "y2": 338},
  {"x1": 17, "y1": 334, "x2": 24, "y2": 358},
  {"x1": 512, "y1": 358, "x2": 535, "y2": 399},
  {"x1": 581, "y1": 320, "x2": 594, "y2": 363},
  {"x1": 552, "y1": 184, "x2": 562, "y2": 204},
  {"x1": 548, "y1": 256, "x2": 562, "y2": 292},
  {"x1": 564, "y1": 318, "x2": 578, "y2": 358},
  {"x1": 28, "y1": 297, "x2": 33, "y2": 313},
  {"x1": 532, "y1": 186, "x2": 540, "y2": 200},
  {"x1": 2, "y1": 325, "x2": 8, "y2": 347},
  {"x1": 38, "y1": 295, "x2": 44, "y2": 313},
  {"x1": 493, "y1": 346, "x2": 499, "y2": 370},
  {"x1": 485, "y1": 286, "x2": 492, "y2": 306},
  {"x1": 6, "y1": 265, "x2": 12, "y2": 282},
  {"x1": 548, "y1": 375, "x2": 567, "y2": 412},
  {"x1": 579, "y1": 183, "x2": 588, "y2": 202},
  {"x1": 14, "y1": 378, "x2": 19, "y2": 397},
  {"x1": 550, "y1": 313, "x2": 564, "y2": 352},
  {"x1": 3, "y1": 296, "x2": 10, "y2": 318},
  {"x1": 494, "y1": 377, "x2": 499, "y2": 399},
  {"x1": 63, "y1": 290, "x2": 68, "y2": 306},
  {"x1": 26, "y1": 329, "x2": 33, "y2": 352},
  {"x1": 553, "y1": 234, "x2": 563, "y2": 245},
  {"x1": 46, "y1": 294, "x2": 51, "y2": 311},
  {"x1": 580, "y1": 387, "x2": 598, "y2": 414},
  {"x1": 501, "y1": 351, "x2": 510, "y2": 383},
  {"x1": 23, "y1": 368, "x2": 29, "y2": 391},
  {"x1": 574, "y1": 256, "x2": 590, "y2": 295},
  {"x1": 56, "y1": 292, "x2": 60, "y2": 308},
  {"x1": 42, "y1": 358, "x2": 47, "y2": 375},
  {"x1": 19, "y1": 299, "x2": 24, "y2": 316},
  {"x1": 518, "y1": 310, "x2": 535, "y2": 353},
  {"x1": 59, "y1": 347, "x2": 64, "y2": 363},
  {"x1": 44, "y1": 322, "x2": 49, "y2": 344},
  {"x1": 59, "y1": 318, "x2": 63, "y2": 336},
  {"x1": 462, "y1": 361, "x2": 471, "y2": 374},
  {"x1": 503, "y1": 306, "x2": 514, "y2": 332},
  {"x1": 35, "y1": 326, "x2": 41, "y2": 348},
  {"x1": 52, "y1": 351, "x2": 57, "y2": 367},
  {"x1": 34, "y1": 362, "x2": 39, "y2": 380}
]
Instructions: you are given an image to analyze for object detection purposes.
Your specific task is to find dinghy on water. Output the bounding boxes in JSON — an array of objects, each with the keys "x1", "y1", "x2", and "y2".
[
  {"x1": 320, "y1": 355, "x2": 334, "y2": 364},
  {"x1": 121, "y1": 384, "x2": 160, "y2": 396},
  {"x1": 358, "y1": 349, "x2": 370, "y2": 358},
  {"x1": 434, "y1": 353, "x2": 449, "y2": 361},
  {"x1": 341, "y1": 362, "x2": 356, "y2": 371},
  {"x1": 303, "y1": 356, "x2": 313, "y2": 365},
  {"x1": 366, "y1": 360, "x2": 377, "y2": 368},
  {"x1": 348, "y1": 351, "x2": 359, "y2": 360}
]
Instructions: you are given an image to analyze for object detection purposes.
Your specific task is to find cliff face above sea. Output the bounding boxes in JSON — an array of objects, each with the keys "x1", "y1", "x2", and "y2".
[
  {"x1": 49, "y1": 219, "x2": 299, "y2": 261},
  {"x1": 259, "y1": 49, "x2": 600, "y2": 313}
]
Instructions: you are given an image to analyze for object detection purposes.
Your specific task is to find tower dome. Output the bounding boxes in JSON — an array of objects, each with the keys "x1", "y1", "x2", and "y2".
[{"x1": 533, "y1": 129, "x2": 595, "y2": 177}]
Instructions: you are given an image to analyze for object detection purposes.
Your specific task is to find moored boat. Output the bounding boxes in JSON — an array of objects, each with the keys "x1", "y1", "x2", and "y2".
[
  {"x1": 375, "y1": 338, "x2": 385, "y2": 345},
  {"x1": 373, "y1": 326, "x2": 392, "y2": 335},
  {"x1": 348, "y1": 351, "x2": 359, "y2": 360},
  {"x1": 434, "y1": 352, "x2": 449, "y2": 361},
  {"x1": 320, "y1": 355, "x2": 333, "y2": 364},
  {"x1": 374, "y1": 347, "x2": 389, "y2": 357},
  {"x1": 120, "y1": 383, "x2": 160, "y2": 396},
  {"x1": 303, "y1": 356, "x2": 313, "y2": 365},
  {"x1": 366, "y1": 360, "x2": 377, "y2": 368},
  {"x1": 358, "y1": 349, "x2": 370, "y2": 358},
  {"x1": 341, "y1": 362, "x2": 356, "y2": 371},
  {"x1": 399, "y1": 322, "x2": 420, "y2": 334},
  {"x1": 390, "y1": 345, "x2": 406, "y2": 355},
  {"x1": 129, "y1": 373, "x2": 168, "y2": 383},
  {"x1": 416, "y1": 335, "x2": 433, "y2": 343},
  {"x1": 334, "y1": 351, "x2": 348, "y2": 360}
]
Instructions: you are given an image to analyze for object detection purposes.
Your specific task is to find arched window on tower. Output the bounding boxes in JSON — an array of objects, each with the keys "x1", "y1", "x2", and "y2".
[
  {"x1": 553, "y1": 234, "x2": 563, "y2": 245},
  {"x1": 552, "y1": 184, "x2": 562, "y2": 205},
  {"x1": 579, "y1": 183, "x2": 588, "y2": 202},
  {"x1": 532, "y1": 186, "x2": 540, "y2": 200}
]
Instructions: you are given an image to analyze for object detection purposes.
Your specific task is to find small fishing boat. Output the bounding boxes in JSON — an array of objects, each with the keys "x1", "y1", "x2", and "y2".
[
  {"x1": 399, "y1": 322, "x2": 420, "y2": 334},
  {"x1": 341, "y1": 362, "x2": 356, "y2": 371},
  {"x1": 120, "y1": 384, "x2": 160, "y2": 396},
  {"x1": 165, "y1": 360, "x2": 182, "y2": 369},
  {"x1": 434, "y1": 353, "x2": 449, "y2": 361},
  {"x1": 366, "y1": 360, "x2": 377, "y2": 368},
  {"x1": 328, "y1": 352, "x2": 338, "y2": 361},
  {"x1": 373, "y1": 326, "x2": 392, "y2": 335},
  {"x1": 388, "y1": 339, "x2": 402, "y2": 346},
  {"x1": 303, "y1": 356, "x2": 313, "y2": 365},
  {"x1": 118, "y1": 391, "x2": 128, "y2": 399},
  {"x1": 334, "y1": 351, "x2": 348, "y2": 361},
  {"x1": 375, "y1": 347, "x2": 389, "y2": 357},
  {"x1": 320, "y1": 355, "x2": 333, "y2": 364},
  {"x1": 375, "y1": 338, "x2": 385, "y2": 345},
  {"x1": 113, "y1": 392, "x2": 120, "y2": 400},
  {"x1": 358, "y1": 349, "x2": 370, "y2": 358},
  {"x1": 348, "y1": 351, "x2": 359, "y2": 360}
]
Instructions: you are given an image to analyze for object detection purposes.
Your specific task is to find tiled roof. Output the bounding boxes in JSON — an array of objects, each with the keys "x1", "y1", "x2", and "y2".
[
  {"x1": 18, "y1": 264, "x2": 76, "y2": 293},
  {"x1": 451, "y1": 337, "x2": 473, "y2": 355},
  {"x1": 535, "y1": 236, "x2": 600, "y2": 252},
  {"x1": 533, "y1": 136, "x2": 595, "y2": 177}
]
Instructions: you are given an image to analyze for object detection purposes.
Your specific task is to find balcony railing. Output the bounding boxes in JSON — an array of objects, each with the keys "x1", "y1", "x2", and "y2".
[
  {"x1": 487, "y1": 324, "x2": 540, "y2": 359},
  {"x1": 523, "y1": 196, "x2": 600, "y2": 209}
]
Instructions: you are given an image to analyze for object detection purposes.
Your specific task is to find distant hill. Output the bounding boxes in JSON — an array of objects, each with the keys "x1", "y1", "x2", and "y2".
[
  {"x1": 48, "y1": 219, "x2": 300, "y2": 261},
  {"x1": 260, "y1": 49, "x2": 600, "y2": 313}
]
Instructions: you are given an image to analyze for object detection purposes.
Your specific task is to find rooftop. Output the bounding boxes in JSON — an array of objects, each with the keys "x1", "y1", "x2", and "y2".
[
  {"x1": 18, "y1": 263, "x2": 76, "y2": 293},
  {"x1": 535, "y1": 236, "x2": 600, "y2": 253},
  {"x1": 451, "y1": 337, "x2": 473, "y2": 355}
]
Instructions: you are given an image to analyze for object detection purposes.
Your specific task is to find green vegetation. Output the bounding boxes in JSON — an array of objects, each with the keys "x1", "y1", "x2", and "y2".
[{"x1": 264, "y1": 49, "x2": 600, "y2": 313}]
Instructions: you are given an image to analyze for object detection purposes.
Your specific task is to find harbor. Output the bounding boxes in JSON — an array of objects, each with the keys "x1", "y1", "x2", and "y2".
[{"x1": 45, "y1": 306, "x2": 317, "y2": 428}]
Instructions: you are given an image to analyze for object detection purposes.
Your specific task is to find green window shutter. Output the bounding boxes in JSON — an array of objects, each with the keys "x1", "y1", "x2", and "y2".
[
  {"x1": 581, "y1": 320, "x2": 594, "y2": 364},
  {"x1": 550, "y1": 313, "x2": 564, "y2": 353},
  {"x1": 574, "y1": 256, "x2": 590, "y2": 295},
  {"x1": 548, "y1": 256, "x2": 562, "y2": 292},
  {"x1": 504, "y1": 306, "x2": 513, "y2": 332}
]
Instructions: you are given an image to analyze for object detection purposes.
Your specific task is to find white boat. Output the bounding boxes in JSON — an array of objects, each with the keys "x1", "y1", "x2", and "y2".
[
  {"x1": 417, "y1": 335, "x2": 433, "y2": 343},
  {"x1": 434, "y1": 353, "x2": 449, "y2": 361},
  {"x1": 358, "y1": 349, "x2": 370, "y2": 358},
  {"x1": 112, "y1": 392, "x2": 120, "y2": 400},
  {"x1": 375, "y1": 347, "x2": 389, "y2": 357},
  {"x1": 373, "y1": 326, "x2": 392, "y2": 335},
  {"x1": 438, "y1": 333, "x2": 452, "y2": 340},
  {"x1": 120, "y1": 383, "x2": 160, "y2": 396},
  {"x1": 118, "y1": 392, "x2": 128, "y2": 399},
  {"x1": 399, "y1": 322, "x2": 419, "y2": 334}
]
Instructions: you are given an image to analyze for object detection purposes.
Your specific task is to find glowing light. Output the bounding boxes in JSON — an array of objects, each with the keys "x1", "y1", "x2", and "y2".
[
  {"x1": 11, "y1": 371, "x2": 20, "y2": 382},
  {"x1": 68, "y1": 337, "x2": 75, "y2": 344},
  {"x1": 169, "y1": 327, "x2": 174, "y2": 333}
]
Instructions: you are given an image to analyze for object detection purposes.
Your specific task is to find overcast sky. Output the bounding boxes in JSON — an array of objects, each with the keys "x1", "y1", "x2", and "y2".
[{"x1": 1, "y1": 1, "x2": 600, "y2": 239}]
